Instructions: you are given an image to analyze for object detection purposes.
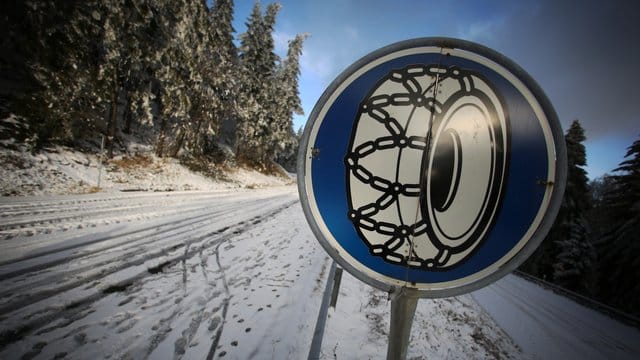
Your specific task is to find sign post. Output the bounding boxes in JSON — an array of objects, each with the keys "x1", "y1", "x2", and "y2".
[
  {"x1": 98, "y1": 134, "x2": 105, "y2": 188},
  {"x1": 298, "y1": 37, "x2": 566, "y2": 358},
  {"x1": 387, "y1": 288, "x2": 418, "y2": 360}
]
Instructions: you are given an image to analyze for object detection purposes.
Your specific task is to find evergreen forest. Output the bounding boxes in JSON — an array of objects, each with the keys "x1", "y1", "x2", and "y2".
[
  {"x1": 0, "y1": 0, "x2": 304, "y2": 172},
  {"x1": 520, "y1": 121, "x2": 640, "y2": 318}
]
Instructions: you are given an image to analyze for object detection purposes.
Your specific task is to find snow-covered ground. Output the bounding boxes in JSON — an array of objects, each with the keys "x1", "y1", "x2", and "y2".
[
  {"x1": 1, "y1": 158, "x2": 639, "y2": 359},
  {"x1": 320, "y1": 271, "x2": 520, "y2": 359},
  {"x1": 0, "y1": 187, "x2": 322, "y2": 359},
  {"x1": 0, "y1": 146, "x2": 292, "y2": 196},
  {"x1": 0, "y1": 187, "x2": 521, "y2": 359},
  {"x1": 472, "y1": 274, "x2": 640, "y2": 359}
]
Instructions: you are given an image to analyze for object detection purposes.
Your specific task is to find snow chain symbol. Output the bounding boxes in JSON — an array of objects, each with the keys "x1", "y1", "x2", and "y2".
[{"x1": 345, "y1": 64, "x2": 510, "y2": 271}]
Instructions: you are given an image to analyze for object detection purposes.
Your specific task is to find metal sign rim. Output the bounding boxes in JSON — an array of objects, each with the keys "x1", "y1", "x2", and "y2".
[{"x1": 297, "y1": 36, "x2": 567, "y2": 298}]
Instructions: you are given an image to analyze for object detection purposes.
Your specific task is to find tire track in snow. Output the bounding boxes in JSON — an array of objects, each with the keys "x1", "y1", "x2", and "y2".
[
  {"x1": 0, "y1": 194, "x2": 273, "y2": 276},
  {"x1": 0, "y1": 190, "x2": 298, "y2": 351},
  {"x1": 0, "y1": 197, "x2": 286, "y2": 317},
  {"x1": 0, "y1": 190, "x2": 242, "y2": 215},
  {"x1": 205, "y1": 238, "x2": 232, "y2": 360},
  {"x1": 0, "y1": 192, "x2": 180, "y2": 223},
  {"x1": 0, "y1": 191, "x2": 246, "y2": 239}
]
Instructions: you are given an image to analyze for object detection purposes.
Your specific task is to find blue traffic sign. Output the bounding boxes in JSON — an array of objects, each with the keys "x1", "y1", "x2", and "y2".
[{"x1": 298, "y1": 38, "x2": 566, "y2": 297}]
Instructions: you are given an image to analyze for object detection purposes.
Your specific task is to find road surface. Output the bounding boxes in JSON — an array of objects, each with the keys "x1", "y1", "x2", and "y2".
[
  {"x1": 0, "y1": 187, "x2": 329, "y2": 359},
  {"x1": 1, "y1": 187, "x2": 638, "y2": 359},
  {"x1": 473, "y1": 274, "x2": 640, "y2": 359}
]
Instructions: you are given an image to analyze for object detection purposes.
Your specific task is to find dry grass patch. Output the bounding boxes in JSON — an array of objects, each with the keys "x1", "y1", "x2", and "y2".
[
  {"x1": 109, "y1": 154, "x2": 154, "y2": 170},
  {"x1": 86, "y1": 186, "x2": 102, "y2": 194}
]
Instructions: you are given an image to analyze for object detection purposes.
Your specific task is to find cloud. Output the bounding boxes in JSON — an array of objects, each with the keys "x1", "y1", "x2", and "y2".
[
  {"x1": 266, "y1": 0, "x2": 639, "y2": 177},
  {"x1": 344, "y1": 26, "x2": 359, "y2": 41},
  {"x1": 272, "y1": 31, "x2": 294, "y2": 57},
  {"x1": 470, "y1": 0, "x2": 640, "y2": 140},
  {"x1": 457, "y1": 18, "x2": 505, "y2": 43},
  {"x1": 300, "y1": 48, "x2": 334, "y2": 82}
]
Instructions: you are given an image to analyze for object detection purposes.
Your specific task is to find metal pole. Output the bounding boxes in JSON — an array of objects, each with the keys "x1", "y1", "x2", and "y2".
[
  {"x1": 329, "y1": 266, "x2": 343, "y2": 308},
  {"x1": 386, "y1": 287, "x2": 419, "y2": 360},
  {"x1": 97, "y1": 135, "x2": 105, "y2": 188},
  {"x1": 307, "y1": 261, "x2": 337, "y2": 360}
]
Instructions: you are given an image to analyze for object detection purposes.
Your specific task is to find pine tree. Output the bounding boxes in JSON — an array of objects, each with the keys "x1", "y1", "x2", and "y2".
[
  {"x1": 276, "y1": 34, "x2": 306, "y2": 130},
  {"x1": 587, "y1": 174, "x2": 616, "y2": 245},
  {"x1": 596, "y1": 135, "x2": 640, "y2": 316},
  {"x1": 552, "y1": 215, "x2": 594, "y2": 291},
  {"x1": 166, "y1": 0, "x2": 220, "y2": 157},
  {"x1": 4, "y1": 1, "x2": 112, "y2": 147},
  {"x1": 98, "y1": 0, "x2": 131, "y2": 157},
  {"x1": 235, "y1": 2, "x2": 263, "y2": 162},
  {"x1": 521, "y1": 121, "x2": 597, "y2": 290},
  {"x1": 208, "y1": 0, "x2": 239, "y2": 148},
  {"x1": 152, "y1": 0, "x2": 205, "y2": 157},
  {"x1": 261, "y1": 3, "x2": 281, "y2": 80},
  {"x1": 236, "y1": 2, "x2": 282, "y2": 167},
  {"x1": 549, "y1": 121, "x2": 596, "y2": 293},
  {"x1": 0, "y1": 2, "x2": 42, "y2": 121},
  {"x1": 274, "y1": 33, "x2": 307, "y2": 172},
  {"x1": 117, "y1": 0, "x2": 165, "y2": 136},
  {"x1": 238, "y1": 2, "x2": 264, "y2": 97},
  {"x1": 603, "y1": 137, "x2": 640, "y2": 221},
  {"x1": 1, "y1": 0, "x2": 305, "y2": 173}
]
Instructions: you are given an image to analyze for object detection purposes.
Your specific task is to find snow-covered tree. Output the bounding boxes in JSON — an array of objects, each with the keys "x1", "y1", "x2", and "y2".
[
  {"x1": 602, "y1": 137, "x2": 640, "y2": 222},
  {"x1": 208, "y1": 0, "x2": 238, "y2": 149},
  {"x1": 596, "y1": 135, "x2": 640, "y2": 316},
  {"x1": 116, "y1": 0, "x2": 165, "y2": 136},
  {"x1": 236, "y1": 2, "x2": 282, "y2": 166},
  {"x1": 2, "y1": 0, "x2": 305, "y2": 174},
  {"x1": 552, "y1": 214, "x2": 595, "y2": 292},
  {"x1": 586, "y1": 174, "x2": 616, "y2": 251},
  {"x1": 3, "y1": 1, "x2": 113, "y2": 148},
  {"x1": 238, "y1": 3, "x2": 265, "y2": 97},
  {"x1": 521, "y1": 120, "x2": 596, "y2": 291},
  {"x1": 278, "y1": 35, "x2": 306, "y2": 118},
  {"x1": 165, "y1": 0, "x2": 220, "y2": 157},
  {"x1": 151, "y1": 0, "x2": 216, "y2": 158},
  {"x1": 550, "y1": 121, "x2": 596, "y2": 293},
  {"x1": 273, "y1": 34, "x2": 307, "y2": 171}
]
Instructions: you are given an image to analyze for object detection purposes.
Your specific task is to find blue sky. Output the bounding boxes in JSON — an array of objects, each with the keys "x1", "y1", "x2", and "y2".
[{"x1": 230, "y1": 0, "x2": 639, "y2": 179}]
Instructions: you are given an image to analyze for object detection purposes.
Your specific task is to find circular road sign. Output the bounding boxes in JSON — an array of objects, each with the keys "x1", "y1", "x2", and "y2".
[{"x1": 298, "y1": 37, "x2": 566, "y2": 298}]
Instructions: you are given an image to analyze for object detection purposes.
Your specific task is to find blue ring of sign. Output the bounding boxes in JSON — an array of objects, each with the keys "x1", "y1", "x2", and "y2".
[{"x1": 301, "y1": 39, "x2": 562, "y2": 293}]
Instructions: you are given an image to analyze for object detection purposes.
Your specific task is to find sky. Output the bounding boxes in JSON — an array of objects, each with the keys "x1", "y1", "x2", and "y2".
[{"x1": 230, "y1": 0, "x2": 640, "y2": 179}]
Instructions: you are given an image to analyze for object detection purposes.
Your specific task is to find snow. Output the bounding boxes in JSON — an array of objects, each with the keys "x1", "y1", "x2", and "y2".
[
  {"x1": 0, "y1": 187, "x2": 323, "y2": 359},
  {"x1": 472, "y1": 274, "x2": 640, "y2": 359},
  {"x1": 1, "y1": 151, "x2": 639, "y2": 359},
  {"x1": 0, "y1": 146, "x2": 292, "y2": 196},
  {"x1": 320, "y1": 272, "x2": 520, "y2": 359},
  {"x1": 0, "y1": 187, "x2": 521, "y2": 359}
]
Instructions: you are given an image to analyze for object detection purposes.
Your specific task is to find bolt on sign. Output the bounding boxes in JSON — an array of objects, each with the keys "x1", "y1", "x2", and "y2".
[{"x1": 298, "y1": 37, "x2": 566, "y2": 298}]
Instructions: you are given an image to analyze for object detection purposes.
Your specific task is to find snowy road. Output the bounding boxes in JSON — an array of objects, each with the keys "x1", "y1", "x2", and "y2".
[
  {"x1": 472, "y1": 274, "x2": 640, "y2": 359},
  {"x1": 1, "y1": 187, "x2": 638, "y2": 359},
  {"x1": 0, "y1": 187, "x2": 330, "y2": 359}
]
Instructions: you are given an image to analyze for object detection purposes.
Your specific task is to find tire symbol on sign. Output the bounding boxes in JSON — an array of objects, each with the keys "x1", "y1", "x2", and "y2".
[{"x1": 345, "y1": 64, "x2": 509, "y2": 270}]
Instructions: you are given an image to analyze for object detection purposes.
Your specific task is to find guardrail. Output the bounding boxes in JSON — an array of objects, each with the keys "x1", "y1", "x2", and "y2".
[{"x1": 514, "y1": 270, "x2": 640, "y2": 329}]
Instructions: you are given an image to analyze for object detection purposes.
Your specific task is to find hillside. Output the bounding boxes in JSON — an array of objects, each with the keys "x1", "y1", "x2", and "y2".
[{"x1": 0, "y1": 117, "x2": 293, "y2": 197}]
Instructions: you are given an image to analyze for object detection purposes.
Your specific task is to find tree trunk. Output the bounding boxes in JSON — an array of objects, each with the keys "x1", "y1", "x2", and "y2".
[
  {"x1": 123, "y1": 94, "x2": 132, "y2": 134},
  {"x1": 107, "y1": 75, "x2": 119, "y2": 158},
  {"x1": 192, "y1": 114, "x2": 204, "y2": 155},
  {"x1": 155, "y1": 86, "x2": 166, "y2": 158},
  {"x1": 156, "y1": 115, "x2": 167, "y2": 158},
  {"x1": 170, "y1": 127, "x2": 185, "y2": 158}
]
